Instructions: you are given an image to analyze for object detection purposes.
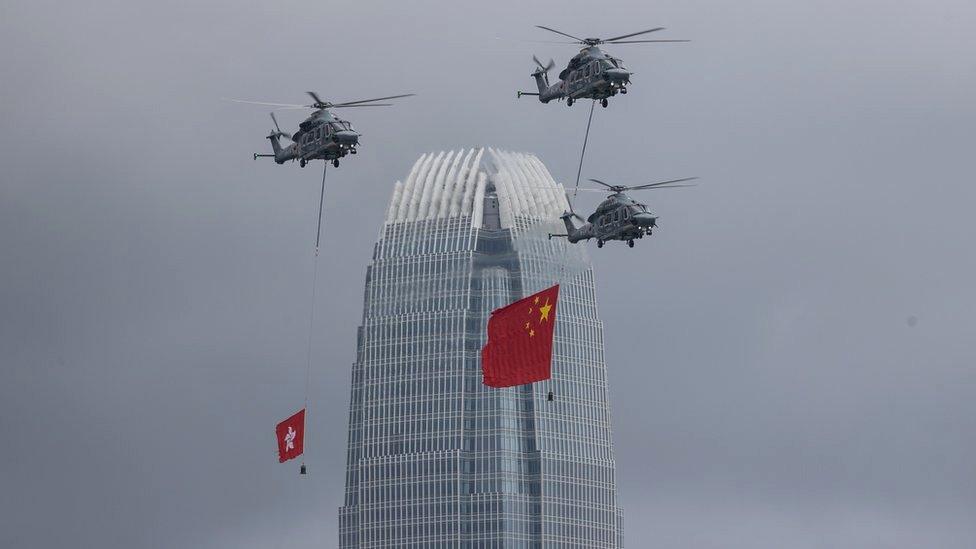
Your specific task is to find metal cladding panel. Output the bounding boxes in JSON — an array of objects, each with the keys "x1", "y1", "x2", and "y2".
[
  {"x1": 340, "y1": 150, "x2": 623, "y2": 548},
  {"x1": 383, "y1": 148, "x2": 569, "y2": 227}
]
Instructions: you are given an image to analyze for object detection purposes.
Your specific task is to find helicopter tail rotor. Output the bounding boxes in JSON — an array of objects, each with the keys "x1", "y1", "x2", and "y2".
[
  {"x1": 269, "y1": 112, "x2": 292, "y2": 140},
  {"x1": 532, "y1": 55, "x2": 556, "y2": 73},
  {"x1": 532, "y1": 55, "x2": 556, "y2": 85},
  {"x1": 563, "y1": 191, "x2": 585, "y2": 222}
]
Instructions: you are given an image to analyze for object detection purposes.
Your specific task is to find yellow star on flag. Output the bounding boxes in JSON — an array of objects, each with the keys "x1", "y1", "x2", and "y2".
[{"x1": 538, "y1": 300, "x2": 553, "y2": 322}]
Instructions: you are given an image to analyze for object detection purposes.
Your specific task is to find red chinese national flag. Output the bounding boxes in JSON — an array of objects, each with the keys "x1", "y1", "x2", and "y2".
[
  {"x1": 275, "y1": 409, "x2": 305, "y2": 463},
  {"x1": 482, "y1": 284, "x2": 559, "y2": 388}
]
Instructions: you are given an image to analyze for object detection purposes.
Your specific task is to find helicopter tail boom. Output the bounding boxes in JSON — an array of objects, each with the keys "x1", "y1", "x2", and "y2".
[
  {"x1": 268, "y1": 133, "x2": 284, "y2": 156},
  {"x1": 559, "y1": 211, "x2": 587, "y2": 242},
  {"x1": 531, "y1": 71, "x2": 549, "y2": 101}
]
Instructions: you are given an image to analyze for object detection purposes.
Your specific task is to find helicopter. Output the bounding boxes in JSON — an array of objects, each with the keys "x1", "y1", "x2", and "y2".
[
  {"x1": 517, "y1": 26, "x2": 688, "y2": 108},
  {"x1": 230, "y1": 92, "x2": 414, "y2": 168},
  {"x1": 549, "y1": 177, "x2": 698, "y2": 248}
]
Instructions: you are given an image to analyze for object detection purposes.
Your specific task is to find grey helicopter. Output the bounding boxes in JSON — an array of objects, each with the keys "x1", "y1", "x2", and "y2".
[
  {"x1": 230, "y1": 92, "x2": 414, "y2": 168},
  {"x1": 550, "y1": 177, "x2": 698, "y2": 248},
  {"x1": 517, "y1": 25, "x2": 687, "y2": 108}
]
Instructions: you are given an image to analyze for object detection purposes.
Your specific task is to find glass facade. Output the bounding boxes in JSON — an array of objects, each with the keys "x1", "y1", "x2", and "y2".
[{"x1": 339, "y1": 149, "x2": 623, "y2": 547}]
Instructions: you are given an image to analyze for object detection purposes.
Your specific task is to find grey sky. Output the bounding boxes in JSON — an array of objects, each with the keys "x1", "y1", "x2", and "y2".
[{"x1": 1, "y1": 0, "x2": 974, "y2": 547}]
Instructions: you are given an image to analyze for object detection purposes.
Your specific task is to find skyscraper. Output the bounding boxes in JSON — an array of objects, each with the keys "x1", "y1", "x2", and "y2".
[{"x1": 339, "y1": 149, "x2": 624, "y2": 548}]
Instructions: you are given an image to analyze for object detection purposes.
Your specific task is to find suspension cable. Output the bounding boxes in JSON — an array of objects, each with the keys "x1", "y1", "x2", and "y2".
[
  {"x1": 301, "y1": 162, "x2": 328, "y2": 473},
  {"x1": 572, "y1": 100, "x2": 597, "y2": 200}
]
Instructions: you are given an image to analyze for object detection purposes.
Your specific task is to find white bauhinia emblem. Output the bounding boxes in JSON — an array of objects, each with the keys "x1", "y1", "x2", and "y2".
[{"x1": 284, "y1": 425, "x2": 297, "y2": 451}]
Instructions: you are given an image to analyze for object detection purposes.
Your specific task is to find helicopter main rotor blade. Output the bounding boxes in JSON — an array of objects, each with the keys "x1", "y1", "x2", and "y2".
[
  {"x1": 535, "y1": 25, "x2": 586, "y2": 43},
  {"x1": 306, "y1": 91, "x2": 326, "y2": 106},
  {"x1": 587, "y1": 178, "x2": 616, "y2": 189},
  {"x1": 603, "y1": 27, "x2": 665, "y2": 42},
  {"x1": 607, "y1": 39, "x2": 691, "y2": 44},
  {"x1": 628, "y1": 177, "x2": 699, "y2": 190},
  {"x1": 576, "y1": 185, "x2": 694, "y2": 193},
  {"x1": 224, "y1": 98, "x2": 307, "y2": 108},
  {"x1": 331, "y1": 93, "x2": 416, "y2": 107},
  {"x1": 331, "y1": 103, "x2": 394, "y2": 107}
]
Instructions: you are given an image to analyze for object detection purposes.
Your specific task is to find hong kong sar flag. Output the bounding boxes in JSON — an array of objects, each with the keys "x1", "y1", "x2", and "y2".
[
  {"x1": 275, "y1": 409, "x2": 305, "y2": 463},
  {"x1": 482, "y1": 284, "x2": 559, "y2": 388}
]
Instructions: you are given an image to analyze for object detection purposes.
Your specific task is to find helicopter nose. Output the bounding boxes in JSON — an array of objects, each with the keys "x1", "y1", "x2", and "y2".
[
  {"x1": 632, "y1": 213, "x2": 657, "y2": 227},
  {"x1": 336, "y1": 130, "x2": 359, "y2": 145},
  {"x1": 606, "y1": 69, "x2": 631, "y2": 82}
]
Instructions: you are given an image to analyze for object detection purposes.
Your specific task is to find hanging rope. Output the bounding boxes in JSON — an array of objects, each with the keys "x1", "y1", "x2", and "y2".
[
  {"x1": 572, "y1": 100, "x2": 597, "y2": 200},
  {"x1": 314, "y1": 163, "x2": 327, "y2": 252},
  {"x1": 301, "y1": 162, "x2": 328, "y2": 474}
]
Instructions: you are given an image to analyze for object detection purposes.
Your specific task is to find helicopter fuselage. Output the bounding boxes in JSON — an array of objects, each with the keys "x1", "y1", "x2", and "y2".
[
  {"x1": 266, "y1": 109, "x2": 360, "y2": 167},
  {"x1": 523, "y1": 46, "x2": 632, "y2": 106},
  {"x1": 555, "y1": 192, "x2": 657, "y2": 247}
]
